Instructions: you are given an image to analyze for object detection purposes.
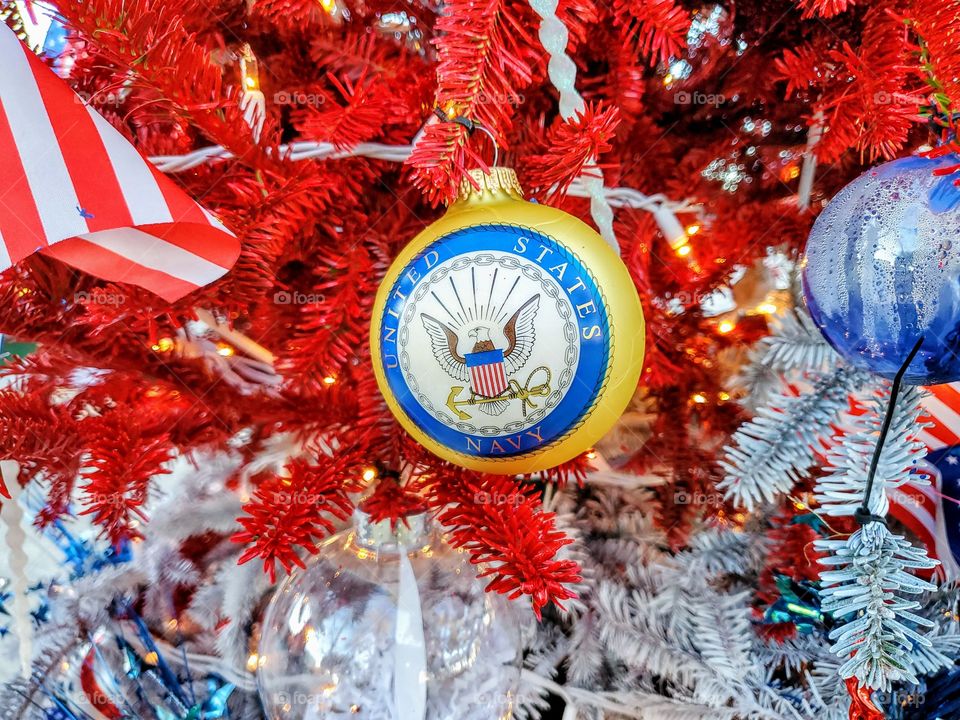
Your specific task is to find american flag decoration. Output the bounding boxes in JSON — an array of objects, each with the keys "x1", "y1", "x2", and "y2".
[
  {"x1": 466, "y1": 349, "x2": 508, "y2": 398},
  {"x1": 888, "y1": 384, "x2": 960, "y2": 581},
  {"x1": 0, "y1": 24, "x2": 239, "y2": 302}
]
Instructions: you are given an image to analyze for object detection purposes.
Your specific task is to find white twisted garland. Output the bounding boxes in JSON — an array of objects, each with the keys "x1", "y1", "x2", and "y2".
[
  {"x1": 528, "y1": 0, "x2": 619, "y2": 253},
  {"x1": 1, "y1": 462, "x2": 31, "y2": 677}
]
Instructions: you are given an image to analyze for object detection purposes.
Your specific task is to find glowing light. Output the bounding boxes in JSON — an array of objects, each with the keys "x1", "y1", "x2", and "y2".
[
  {"x1": 152, "y1": 337, "x2": 175, "y2": 353},
  {"x1": 691, "y1": 393, "x2": 707, "y2": 404},
  {"x1": 216, "y1": 342, "x2": 235, "y2": 357},
  {"x1": 717, "y1": 320, "x2": 735, "y2": 334},
  {"x1": 239, "y1": 44, "x2": 261, "y2": 93},
  {"x1": 442, "y1": 102, "x2": 459, "y2": 120},
  {"x1": 676, "y1": 244, "x2": 692, "y2": 257},
  {"x1": 718, "y1": 391, "x2": 730, "y2": 401},
  {"x1": 361, "y1": 467, "x2": 377, "y2": 482},
  {"x1": 323, "y1": 375, "x2": 337, "y2": 385},
  {"x1": 586, "y1": 450, "x2": 597, "y2": 460},
  {"x1": 757, "y1": 302, "x2": 778, "y2": 315},
  {"x1": 16, "y1": 287, "x2": 30, "y2": 297},
  {"x1": 786, "y1": 165, "x2": 801, "y2": 180},
  {"x1": 685, "y1": 224, "x2": 701, "y2": 236},
  {"x1": 144, "y1": 652, "x2": 159, "y2": 665},
  {"x1": 319, "y1": 0, "x2": 337, "y2": 13},
  {"x1": 246, "y1": 653, "x2": 260, "y2": 672},
  {"x1": 662, "y1": 73, "x2": 674, "y2": 86}
]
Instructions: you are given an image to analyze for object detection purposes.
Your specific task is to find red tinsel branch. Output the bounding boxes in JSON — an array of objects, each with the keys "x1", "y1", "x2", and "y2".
[
  {"x1": 232, "y1": 454, "x2": 364, "y2": 581},
  {"x1": 612, "y1": 0, "x2": 688, "y2": 66},
  {"x1": 78, "y1": 412, "x2": 174, "y2": 546},
  {"x1": 523, "y1": 103, "x2": 621, "y2": 198},
  {"x1": 795, "y1": 0, "x2": 858, "y2": 18},
  {"x1": 407, "y1": 0, "x2": 539, "y2": 204},
  {"x1": 430, "y1": 472, "x2": 581, "y2": 618}
]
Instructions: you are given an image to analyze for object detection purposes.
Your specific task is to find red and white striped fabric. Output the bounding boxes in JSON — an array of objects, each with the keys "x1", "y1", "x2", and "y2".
[
  {"x1": 891, "y1": 383, "x2": 960, "y2": 580},
  {"x1": 0, "y1": 25, "x2": 238, "y2": 302}
]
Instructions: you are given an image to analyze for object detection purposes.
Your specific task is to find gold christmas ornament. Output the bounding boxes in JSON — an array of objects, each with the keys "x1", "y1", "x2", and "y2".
[{"x1": 371, "y1": 167, "x2": 645, "y2": 474}]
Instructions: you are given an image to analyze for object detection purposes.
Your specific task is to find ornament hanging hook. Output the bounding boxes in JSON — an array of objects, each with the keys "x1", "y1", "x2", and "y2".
[{"x1": 432, "y1": 107, "x2": 500, "y2": 167}]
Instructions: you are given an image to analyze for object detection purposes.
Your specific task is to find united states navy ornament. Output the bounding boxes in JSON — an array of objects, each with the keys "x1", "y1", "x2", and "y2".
[{"x1": 371, "y1": 167, "x2": 645, "y2": 474}]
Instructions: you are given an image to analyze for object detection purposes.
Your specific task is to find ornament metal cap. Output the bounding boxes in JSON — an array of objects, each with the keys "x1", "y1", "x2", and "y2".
[{"x1": 456, "y1": 167, "x2": 524, "y2": 204}]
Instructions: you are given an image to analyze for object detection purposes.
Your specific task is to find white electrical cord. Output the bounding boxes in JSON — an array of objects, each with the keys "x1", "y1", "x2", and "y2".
[{"x1": 148, "y1": 141, "x2": 696, "y2": 216}]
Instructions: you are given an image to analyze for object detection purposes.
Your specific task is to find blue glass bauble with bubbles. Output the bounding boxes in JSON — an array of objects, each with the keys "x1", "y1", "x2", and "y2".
[{"x1": 801, "y1": 154, "x2": 960, "y2": 385}]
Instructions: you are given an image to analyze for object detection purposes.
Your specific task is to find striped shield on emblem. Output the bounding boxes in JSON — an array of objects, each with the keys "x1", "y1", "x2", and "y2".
[{"x1": 466, "y1": 349, "x2": 508, "y2": 398}]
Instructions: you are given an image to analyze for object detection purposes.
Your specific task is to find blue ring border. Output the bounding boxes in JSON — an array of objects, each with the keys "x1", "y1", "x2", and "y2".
[{"x1": 378, "y1": 223, "x2": 612, "y2": 458}]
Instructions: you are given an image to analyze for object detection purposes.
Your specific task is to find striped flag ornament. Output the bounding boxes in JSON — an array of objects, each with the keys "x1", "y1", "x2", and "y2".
[
  {"x1": 0, "y1": 25, "x2": 239, "y2": 302},
  {"x1": 889, "y1": 384, "x2": 960, "y2": 580},
  {"x1": 466, "y1": 349, "x2": 508, "y2": 398}
]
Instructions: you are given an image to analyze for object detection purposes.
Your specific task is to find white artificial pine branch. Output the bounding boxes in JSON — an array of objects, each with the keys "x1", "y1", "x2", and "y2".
[
  {"x1": 732, "y1": 308, "x2": 835, "y2": 408},
  {"x1": 814, "y1": 385, "x2": 929, "y2": 517},
  {"x1": 690, "y1": 590, "x2": 753, "y2": 681},
  {"x1": 817, "y1": 521, "x2": 941, "y2": 690},
  {"x1": 759, "y1": 310, "x2": 839, "y2": 374},
  {"x1": 720, "y1": 364, "x2": 870, "y2": 509}
]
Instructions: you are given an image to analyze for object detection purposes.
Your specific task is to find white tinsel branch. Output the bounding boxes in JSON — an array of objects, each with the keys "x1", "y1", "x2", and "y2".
[
  {"x1": 817, "y1": 521, "x2": 943, "y2": 690},
  {"x1": 815, "y1": 385, "x2": 929, "y2": 518},
  {"x1": 719, "y1": 364, "x2": 870, "y2": 509}
]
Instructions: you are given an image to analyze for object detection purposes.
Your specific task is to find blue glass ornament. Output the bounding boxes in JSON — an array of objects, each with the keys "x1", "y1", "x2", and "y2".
[{"x1": 801, "y1": 154, "x2": 960, "y2": 385}]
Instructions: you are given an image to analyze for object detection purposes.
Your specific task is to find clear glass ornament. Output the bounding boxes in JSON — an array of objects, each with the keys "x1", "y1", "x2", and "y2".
[{"x1": 256, "y1": 512, "x2": 523, "y2": 720}]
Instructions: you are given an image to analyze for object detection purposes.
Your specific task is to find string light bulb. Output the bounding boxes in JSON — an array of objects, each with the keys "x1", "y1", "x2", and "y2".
[
  {"x1": 717, "y1": 320, "x2": 735, "y2": 334},
  {"x1": 239, "y1": 44, "x2": 261, "y2": 93},
  {"x1": 652, "y1": 205, "x2": 687, "y2": 251},
  {"x1": 691, "y1": 393, "x2": 707, "y2": 404},
  {"x1": 151, "y1": 337, "x2": 175, "y2": 353},
  {"x1": 361, "y1": 467, "x2": 377, "y2": 482},
  {"x1": 323, "y1": 375, "x2": 337, "y2": 385},
  {"x1": 216, "y1": 342, "x2": 235, "y2": 357}
]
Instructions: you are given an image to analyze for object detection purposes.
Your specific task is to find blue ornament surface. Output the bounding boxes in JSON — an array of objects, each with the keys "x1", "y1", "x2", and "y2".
[
  {"x1": 378, "y1": 223, "x2": 610, "y2": 458},
  {"x1": 801, "y1": 154, "x2": 960, "y2": 384}
]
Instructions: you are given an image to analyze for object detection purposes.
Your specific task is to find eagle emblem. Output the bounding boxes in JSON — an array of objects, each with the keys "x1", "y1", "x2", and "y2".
[{"x1": 420, "y1": 294, "x2": 545, "y2": 417}]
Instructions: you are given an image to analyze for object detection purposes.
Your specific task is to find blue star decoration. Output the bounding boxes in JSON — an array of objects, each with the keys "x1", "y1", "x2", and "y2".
[{"x1": 31, "y1": 601, "x2": 50, "y2": 626}]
